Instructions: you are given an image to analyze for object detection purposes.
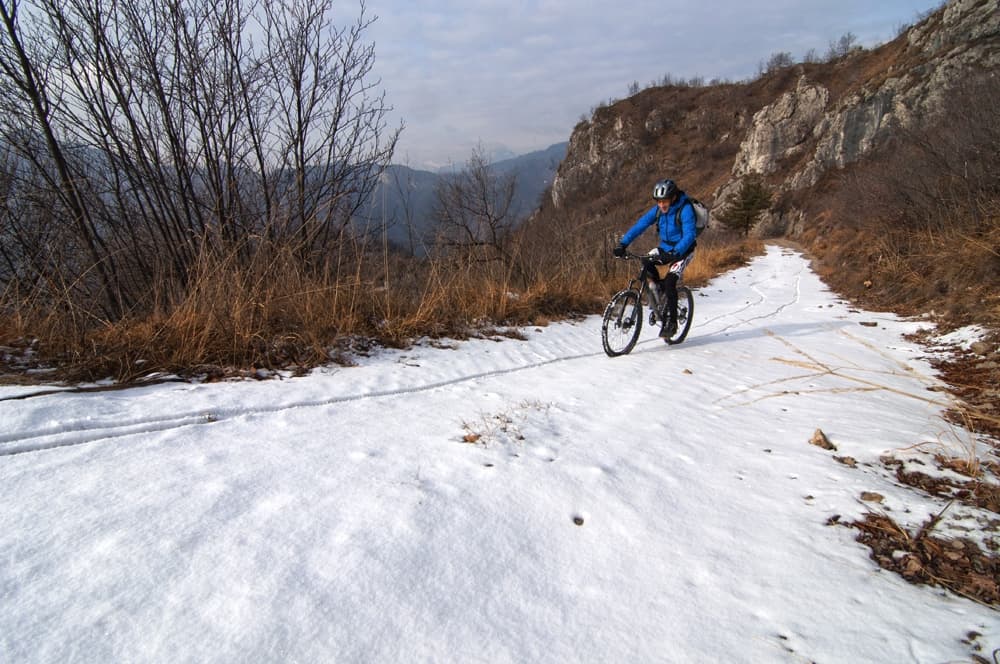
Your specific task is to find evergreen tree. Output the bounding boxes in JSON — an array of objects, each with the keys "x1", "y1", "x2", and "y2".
[{"x1": 716, "y1": 176, "x2": 773, "y2": 237}]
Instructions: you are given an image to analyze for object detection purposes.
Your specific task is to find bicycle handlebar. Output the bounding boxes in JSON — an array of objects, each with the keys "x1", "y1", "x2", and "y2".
[{"x1": 615, "y1": 251, "x2": 650, "y2": 261}]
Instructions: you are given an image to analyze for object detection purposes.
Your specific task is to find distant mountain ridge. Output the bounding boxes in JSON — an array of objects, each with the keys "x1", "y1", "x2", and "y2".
[{"x1": 358, "y1": 142, "x2": 567, "y2": 254}]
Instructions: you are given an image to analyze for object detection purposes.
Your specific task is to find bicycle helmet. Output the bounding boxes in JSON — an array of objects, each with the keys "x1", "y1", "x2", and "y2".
[{"x1": 652, "y1": 179, "x2": 677, "y2": 200}]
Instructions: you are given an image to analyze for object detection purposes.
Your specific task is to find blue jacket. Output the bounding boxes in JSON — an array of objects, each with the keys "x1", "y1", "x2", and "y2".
[{"x1": 621, "y1": 192, "x2": 696, "y2": 257}]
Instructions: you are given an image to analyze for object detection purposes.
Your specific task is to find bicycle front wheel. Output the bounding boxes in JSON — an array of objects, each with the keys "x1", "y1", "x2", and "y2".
[
  {"x1": 602, "y1": 289, "x2": 643, "y2": 356},
  {"x1": 665, "y1": 286, "x2": 695, "y2": 345}
]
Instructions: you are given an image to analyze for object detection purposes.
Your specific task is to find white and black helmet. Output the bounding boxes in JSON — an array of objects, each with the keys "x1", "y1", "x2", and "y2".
[{"x1": 652, "y1": 179, "x2": 677, "y2": 200}]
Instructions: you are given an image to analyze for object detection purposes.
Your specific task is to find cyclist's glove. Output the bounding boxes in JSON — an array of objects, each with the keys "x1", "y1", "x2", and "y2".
[
  {"x1": 658, "y1": 249, "x2": 679, "y2": 265},
  {"x1": 613, "y1": 243, "x2": 627, "y2": 258}
]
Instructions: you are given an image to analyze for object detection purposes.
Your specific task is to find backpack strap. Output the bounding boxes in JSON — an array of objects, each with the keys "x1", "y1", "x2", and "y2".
[
  {"x1": 674, "y1": 200, "x2": 693, "y2": 233},
  {"x1": 674, "y1": 201, "x2": 698, "y2": 257}
]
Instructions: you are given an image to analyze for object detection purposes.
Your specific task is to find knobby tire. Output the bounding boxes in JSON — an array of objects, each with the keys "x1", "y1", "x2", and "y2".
[
  {"x1": 665, "y1": 286, "x2": 694, "y2": 345},
  {"x1": 602, "y1": 289, "x2": 643, "y2": 356}
]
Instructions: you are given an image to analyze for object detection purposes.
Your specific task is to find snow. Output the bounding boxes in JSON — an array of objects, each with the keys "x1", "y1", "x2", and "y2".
[
  {"x1": 930, "y1": 324, "x2": 991, "y2": 351},
  {"x1": 1, "y1": 245, "x2": 997, "y2": 663}
]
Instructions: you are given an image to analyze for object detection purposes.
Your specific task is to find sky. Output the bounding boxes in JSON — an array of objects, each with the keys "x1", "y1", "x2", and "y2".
[
  {"x1": 2, "y1": 245, "x2": 997, "y2": 662},
  {"x1": 363, "y1": 0, "x2": 945, "y2": 169}
]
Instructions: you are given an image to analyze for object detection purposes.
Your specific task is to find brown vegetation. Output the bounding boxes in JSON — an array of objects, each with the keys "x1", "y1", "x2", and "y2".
[
  {"x1": 801, "y1": 72, "x2": 1000, "y2": 329},
  {"x1": 841, "y1": 452, "x2": 1000, "y2": 609},
  {"x1": 0, "y1": 1, "x2": 996, "y2": 408},
  {"x1": 849, "y1": 511, "x2": 999, "y2": 607},
  {"x1": 0, "y1": 228, "x2": 762, "y2": 382}
]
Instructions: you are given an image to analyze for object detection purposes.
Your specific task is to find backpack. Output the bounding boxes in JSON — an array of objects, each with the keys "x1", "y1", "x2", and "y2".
[{"x1": 675, "y1": 198, "x2": 710, "y2": 237}]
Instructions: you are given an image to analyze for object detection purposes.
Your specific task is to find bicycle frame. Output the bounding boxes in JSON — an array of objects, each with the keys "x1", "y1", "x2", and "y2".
[
  {"x1": 601, "y1": 251, "x2": 694, "y2": 356},
  {"x1": 624, "y1": 252, "x2": 670, "y2": 320}
]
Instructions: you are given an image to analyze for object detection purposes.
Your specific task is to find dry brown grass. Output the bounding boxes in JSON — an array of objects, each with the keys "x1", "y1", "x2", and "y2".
[
  {"x1": 797, "y1": 67, "x2": 1000, "y2": 333},
  {"x1": 0, "y1": 233, "x2": 765, "y2": 382}
]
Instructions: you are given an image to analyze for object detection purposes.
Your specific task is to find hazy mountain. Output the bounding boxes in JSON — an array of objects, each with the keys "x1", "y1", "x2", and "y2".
[{"x1": 359, "y1": 142, "x2": 568, "y2": 254}]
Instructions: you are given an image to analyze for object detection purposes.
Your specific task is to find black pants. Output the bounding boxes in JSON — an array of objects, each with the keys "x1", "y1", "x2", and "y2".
[{"x1": 661, "y1": 272, "x2": 679, "y2": 322}]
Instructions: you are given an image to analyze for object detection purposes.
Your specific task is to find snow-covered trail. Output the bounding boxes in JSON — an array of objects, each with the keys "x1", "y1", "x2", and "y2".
[
  {"x1": 1, "y1": 246, "x2": 995, "y2": 663},
  {"x1": 0, "y1": 246, "x2": 909, "y2": 456}
]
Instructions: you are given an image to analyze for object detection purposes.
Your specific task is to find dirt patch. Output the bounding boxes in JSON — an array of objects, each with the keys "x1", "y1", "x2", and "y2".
[
  {"x1": 849, "y1": 511, "x2": 999, "y2": 607},
  {"x1": 931, "y1": 345, "x2": 1000, "y2": 442},
  {"x1": 840, "y1": 455, "x2": 1000, "y2": 608}
]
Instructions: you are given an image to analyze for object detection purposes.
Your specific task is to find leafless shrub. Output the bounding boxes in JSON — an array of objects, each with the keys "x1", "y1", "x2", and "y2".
[
  {"x1": 826, "y1": 31, "x2": 859, "y2": 61},
  {"x1": 763, "y1": 51, "x2": 794, "y2": 73},
  {"x1": 430, "y1": 146, "x2": 523, "y2": 283},
  {"x1": 850, "y1": 71, "x2": 1000, "y2": 316},
  {"x1": 0, "y1": 0, "x2": 399, "y2": 323}
]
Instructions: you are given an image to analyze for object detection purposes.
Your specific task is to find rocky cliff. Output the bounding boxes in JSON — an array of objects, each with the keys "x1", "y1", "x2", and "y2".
[{"x1": 547, "y1": 0, "x2": 1000, "y2": 237}]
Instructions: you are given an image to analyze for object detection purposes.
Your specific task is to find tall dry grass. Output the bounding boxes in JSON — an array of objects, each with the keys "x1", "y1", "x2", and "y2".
[
  {"x1": 800, "y1": 71, "x2": 1000, "y2": 327},
  {"x1": 0, "y1": 232, "x2": 764, "y2": 382}
]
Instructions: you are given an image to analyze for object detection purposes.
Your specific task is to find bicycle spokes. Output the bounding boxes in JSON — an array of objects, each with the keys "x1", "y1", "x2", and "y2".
[
  {"x1": 601, "y1": 290, "x2": 643, "y2": 356},
  {"x1": 602, "y1": 254, "x2": 695, "y2": 355}
]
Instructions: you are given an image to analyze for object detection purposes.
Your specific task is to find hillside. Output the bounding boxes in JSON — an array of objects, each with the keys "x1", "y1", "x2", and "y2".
[
  {"x1": 520, "y1": 0, "x2": 999, "y2": 431},
  {"x1": 529, "y1": 0, "x2": 998, "y2": 326}
]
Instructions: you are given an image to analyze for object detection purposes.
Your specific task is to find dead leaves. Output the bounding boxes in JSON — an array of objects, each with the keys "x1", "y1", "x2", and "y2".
[
  {"x1": 821, "y1": 443, "x2": 1000, "y2": 607},
  {"x1": 849, "y1": 511, "x2": 1000, "y2": 606},
  {"x1": 892, "y1": 463, "x2": 1000, "y2": 514}
]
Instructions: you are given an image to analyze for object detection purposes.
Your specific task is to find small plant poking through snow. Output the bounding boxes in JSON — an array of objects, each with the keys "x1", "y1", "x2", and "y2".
[{"x1": 460, "y1": 401, "x2": 550, "y2": 447}]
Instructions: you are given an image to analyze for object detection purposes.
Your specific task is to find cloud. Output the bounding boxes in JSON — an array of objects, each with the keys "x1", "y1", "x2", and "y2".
[{"x1": 365, "y1": 0, "x2": 940, "y2": 169}]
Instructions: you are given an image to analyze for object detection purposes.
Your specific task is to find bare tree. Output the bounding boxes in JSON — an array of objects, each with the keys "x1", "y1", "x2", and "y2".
[
  {"x1": 432, "y1": 146, "x2": 520, "y2": 273},
  {"x1": 826, "y1": 31, "x2": 858, "y2": 60},
  {"x1": 0, "y1": 0, "x2": 124, "y2": 315},
  {"x1": 765, "y1": 51, "x2": 794, "y2": 73},
  {"x1": 0, "y1": 0, "x2": 399, "y2": 318},
  {"x1": 260, "y1": 0, "x2": 399, "y2": 253}
]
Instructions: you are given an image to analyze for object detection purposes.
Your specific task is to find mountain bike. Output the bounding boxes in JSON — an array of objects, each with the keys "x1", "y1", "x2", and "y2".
[{"x1": 601, "y1": 252, "x2": 694, "y2": 357}]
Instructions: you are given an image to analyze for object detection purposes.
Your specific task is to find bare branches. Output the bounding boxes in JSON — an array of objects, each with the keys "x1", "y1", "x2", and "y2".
[
  {"x1": 432, "y1": 147, "x2": 520, "y2": 263},
  {"x1": 0, "y1": 0, "x2": 398, "y2": 324}
]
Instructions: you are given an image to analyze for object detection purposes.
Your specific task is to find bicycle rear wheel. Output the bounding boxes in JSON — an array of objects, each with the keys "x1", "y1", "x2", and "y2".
[
  {"x1": 664, "y1": 286, "x2": 694, "y2": 345},
  {"x1": 601, "y1": 289, "x2": 643, "y2": 356}
]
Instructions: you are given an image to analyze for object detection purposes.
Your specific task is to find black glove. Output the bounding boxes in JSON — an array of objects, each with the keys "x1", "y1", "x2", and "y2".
[
  {"x1": 657, "y1": 249, "x2": 679, "y2": 265},
  {"x1": 613, "y1": 243, "x2": 627, "y2": 258}
]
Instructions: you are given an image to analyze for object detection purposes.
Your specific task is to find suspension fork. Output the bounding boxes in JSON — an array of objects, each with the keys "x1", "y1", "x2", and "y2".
[{"x1": 638, "y1": 259, "x2": 663, "y2": 308}]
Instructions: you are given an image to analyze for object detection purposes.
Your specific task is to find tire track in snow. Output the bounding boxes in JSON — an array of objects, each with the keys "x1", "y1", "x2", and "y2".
[
  {"x1": 0, "y1": 348, "x2": 606, "y2": 458},
  {"x1": 693, "y1": 264, "x2": 804, "y2": 338},
  {"x1": 2, "y1": 251, "x2": 810, "y2": 458}
]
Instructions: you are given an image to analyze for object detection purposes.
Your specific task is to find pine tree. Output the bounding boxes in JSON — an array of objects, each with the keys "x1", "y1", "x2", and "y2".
[{"x1": 716, "y1": 176, "x2": 773, "y2": 237}]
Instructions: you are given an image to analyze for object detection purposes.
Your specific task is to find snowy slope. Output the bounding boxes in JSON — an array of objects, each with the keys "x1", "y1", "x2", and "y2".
[{"x1": 1, "y1": 245, "x2": 996, "y2": 663}]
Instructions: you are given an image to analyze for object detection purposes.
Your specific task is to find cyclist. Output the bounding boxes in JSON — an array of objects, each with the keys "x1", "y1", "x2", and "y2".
[{"x1": 613, "y1": 178, "x2": 697, "y2": 338}]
